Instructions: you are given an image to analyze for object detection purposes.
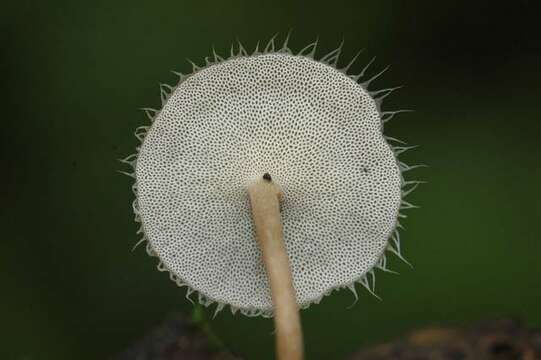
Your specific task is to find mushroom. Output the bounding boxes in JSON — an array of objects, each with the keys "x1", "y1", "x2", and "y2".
[{"x1": 121, "y1": 35, "x2": 421, "y2": 360}]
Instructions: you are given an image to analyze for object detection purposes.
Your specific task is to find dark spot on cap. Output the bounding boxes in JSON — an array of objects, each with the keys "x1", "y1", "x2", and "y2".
[{"x1": 262, "y1": 173, "x2": 272, "y2": 182}]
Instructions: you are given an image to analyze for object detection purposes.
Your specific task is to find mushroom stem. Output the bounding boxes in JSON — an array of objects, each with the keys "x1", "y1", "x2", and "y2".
[{"x1": 248, "y1": 174, "x2": 304, "y2": 360}]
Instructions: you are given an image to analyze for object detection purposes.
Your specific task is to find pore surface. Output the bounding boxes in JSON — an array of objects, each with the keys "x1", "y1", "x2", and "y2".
[{"x1": 136, "y1": 53, "x2": 401, "y2": 314}]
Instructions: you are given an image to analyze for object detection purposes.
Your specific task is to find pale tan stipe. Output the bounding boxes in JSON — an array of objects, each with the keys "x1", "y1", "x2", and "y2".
[{"x1": 248, "y1": 175, "x2": 304, "y2": 360}]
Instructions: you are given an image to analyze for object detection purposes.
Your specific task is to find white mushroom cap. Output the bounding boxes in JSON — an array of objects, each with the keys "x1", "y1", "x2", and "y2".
[{"x1": 124, "y1": 38, "x2": 419, "y2": 317}]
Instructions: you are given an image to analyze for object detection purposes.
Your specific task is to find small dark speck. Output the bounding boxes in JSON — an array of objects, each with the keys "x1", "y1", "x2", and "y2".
[
  {"x1": 262, "y1": 173, "x2": 272, "y2": 182},
  {"x1": 363, "y1": 167, "x2": 369, "y2": 173}
]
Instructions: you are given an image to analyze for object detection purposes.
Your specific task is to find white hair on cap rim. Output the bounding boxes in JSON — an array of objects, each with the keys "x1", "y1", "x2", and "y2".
[{"x1": 121, "y1": 35, "x2": 423, "y2": 317}]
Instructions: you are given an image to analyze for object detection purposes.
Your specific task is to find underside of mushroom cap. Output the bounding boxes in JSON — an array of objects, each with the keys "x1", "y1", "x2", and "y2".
[{"x1": 124, "y1": 37, "x2": 421, "y2": 317}]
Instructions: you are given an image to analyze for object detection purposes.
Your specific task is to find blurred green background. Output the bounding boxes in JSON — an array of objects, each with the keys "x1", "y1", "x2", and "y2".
[{"x1": 2, "y1": 0, "x2": 540, "y2": 359}]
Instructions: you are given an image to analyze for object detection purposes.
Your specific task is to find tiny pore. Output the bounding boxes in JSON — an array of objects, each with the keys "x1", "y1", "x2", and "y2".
[{"x1": 121, "y1": 34, "x2": 422, "y2": 360}]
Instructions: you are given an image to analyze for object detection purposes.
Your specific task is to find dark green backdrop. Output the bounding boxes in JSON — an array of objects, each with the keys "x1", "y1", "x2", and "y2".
[{"x1": 2, "y1": 1, "x2": 540, "y2": 359}]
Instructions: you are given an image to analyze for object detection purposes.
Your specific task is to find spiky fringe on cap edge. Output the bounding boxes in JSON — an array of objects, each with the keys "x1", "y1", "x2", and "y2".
[{"x1": 119, "y1": 33, "x2": 424, "y2": 318}]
